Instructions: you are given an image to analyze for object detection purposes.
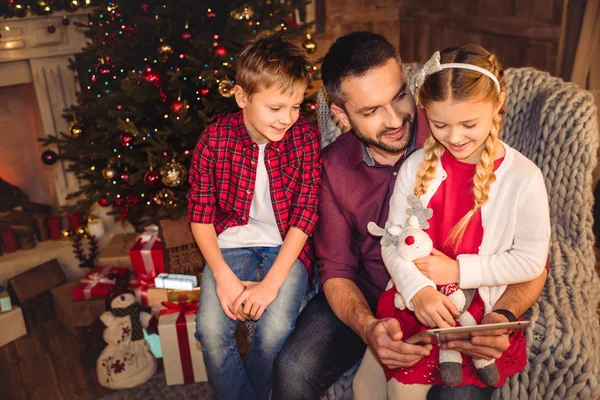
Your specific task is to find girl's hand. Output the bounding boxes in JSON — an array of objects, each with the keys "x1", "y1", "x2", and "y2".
[
  {"x1": 214, "y1": 268, "x2": 246, "y2": 320},
  {"x1": 414, "y1": 248, "x2": 460, "y2": 285},
  {"x1": 411, "y1": 286, "x2": 459, "y2": 328},
  {"x1": 232, "y1": 280, "x2": 280, "y2": 321}
]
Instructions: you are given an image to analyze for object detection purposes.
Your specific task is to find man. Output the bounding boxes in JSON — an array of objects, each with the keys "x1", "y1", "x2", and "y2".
[{"x1": 272, "y1": 31, "x2": 547, "y2": 399}]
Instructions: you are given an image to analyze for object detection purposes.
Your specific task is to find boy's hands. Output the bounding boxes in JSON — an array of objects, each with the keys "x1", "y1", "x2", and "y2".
[
  {"x1": 214, "y1": 268, "x2": 246, "y2": 320},
  {"x1": 411, "y1": 286, "x2": 459, "y2": 328},
  {"x1": 232, "y1": 280, "x2": 279, "y2": 321}
]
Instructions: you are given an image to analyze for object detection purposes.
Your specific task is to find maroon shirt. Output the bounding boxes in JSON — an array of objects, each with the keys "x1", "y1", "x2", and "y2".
[
  {"x1": 187, "y1": 111, "x2": 322, "y2": 274},
  {"x1": 315, "y1": 110, "x2": 428, "y2": 303}
]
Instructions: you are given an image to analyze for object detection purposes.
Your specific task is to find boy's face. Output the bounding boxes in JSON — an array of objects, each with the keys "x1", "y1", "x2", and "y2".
[
  {"x1": 330, "y1": 58, "x2": 417, "y2": 155},
  {"x1": 234, "y1": 83, "x2": 305, "y2": 144}
]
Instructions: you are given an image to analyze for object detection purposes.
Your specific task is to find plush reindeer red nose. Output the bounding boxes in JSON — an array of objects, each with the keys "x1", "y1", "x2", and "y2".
[{"x1": 405, "y1": 236, "x2": 415, "y2": 245}]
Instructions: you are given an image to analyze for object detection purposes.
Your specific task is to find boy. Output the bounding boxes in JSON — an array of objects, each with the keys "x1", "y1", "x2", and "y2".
[{"x1": 187, "y1": 34, "x2": 321, "y2": 400}]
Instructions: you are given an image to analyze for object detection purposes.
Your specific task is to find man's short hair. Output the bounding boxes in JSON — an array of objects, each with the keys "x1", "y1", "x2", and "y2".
[
  {"x1": 321, "y1": 31, "x2": 401, "y2": 107},
  {"x1": 236, "y1": 34, "x2": 312, "y2": 96}
]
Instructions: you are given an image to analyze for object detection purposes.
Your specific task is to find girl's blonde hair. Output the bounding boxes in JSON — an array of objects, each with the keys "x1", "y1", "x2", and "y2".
[{"x1": 415, "y1": 44, "x2": 506, "y2": 248}]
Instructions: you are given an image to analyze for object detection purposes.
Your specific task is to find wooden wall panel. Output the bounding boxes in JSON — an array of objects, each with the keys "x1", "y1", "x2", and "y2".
[{"x1": 313, "y1": 0, "x2": 564, "y2": 74}]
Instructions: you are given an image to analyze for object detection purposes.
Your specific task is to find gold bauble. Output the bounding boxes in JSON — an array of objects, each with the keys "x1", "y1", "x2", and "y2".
[
  {"x1": 69, "y1": 121, "x2": 83, "y2": 137},
  {"x1": 154, "y1": 188, "x2": 176, "y2": 208},
  {"x1": 302, "y1": 34, "x2": 317, "y2": 54},
  {"x1": 60, "y1": 228, "x2": 71, "y2": 239},
  {"x1": 218, "y1": 79, "x2": 234, "y2": 97},
  {"x1": 75, "y1": 226, "x2": 88, "y2": 237},
  {"x1": 159, "y1": 44, "x2": 172, "y2": 54},
  {"x1": 160, "y1": 159, "x2": 187, "y2": 187},
  {"x1": 102, "y1": 166, "x2": 118, "y2": 180}
]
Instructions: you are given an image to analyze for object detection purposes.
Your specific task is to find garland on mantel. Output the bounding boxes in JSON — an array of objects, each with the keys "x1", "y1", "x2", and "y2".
[{"x1": 0, "y1": 0, "x2": 101, "y2": 19}]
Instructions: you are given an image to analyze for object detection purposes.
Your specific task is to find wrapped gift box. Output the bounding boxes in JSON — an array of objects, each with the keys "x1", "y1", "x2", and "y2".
[
  {"x1": 52, "y1": 280, "x2": 107, "y2": 337},
  {"x1": 129, "y1": 273, "x2": 156, "y2": 308},
  {"x1": 155, "y1": 273, "x2": 198, "y2": 290},
  {"x1": 0, "y1": 305, "x2": 27, "y2": 347},
  {"x1": 0, "y1": 285, "x2": 11, "y2": 312},
  {"x1": 158, "y1": 302, "x2": 208, "y2": 385},
  {"x1": 72, "y1": 266, "x2": 131, "y2": 301},
  {"x1": 130, "y1": 226, "x2": 165, "y2": 278},
  {"x1": 97, "y1": 233, "x2": 138, "y2": 268},
  {"x1": 146, "y1": 287, "x2": 200, "y2": 315}
]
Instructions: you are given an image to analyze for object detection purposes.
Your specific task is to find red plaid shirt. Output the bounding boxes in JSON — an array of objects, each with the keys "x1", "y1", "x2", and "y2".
[{"x1": 188, "y1": 111, "x2": 322, "y2": 274}]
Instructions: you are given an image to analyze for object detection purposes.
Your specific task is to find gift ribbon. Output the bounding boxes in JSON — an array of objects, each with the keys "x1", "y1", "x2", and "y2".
[
  {"x1": 138, "y1": 225, "x2": 162, "y2": 275},
  {"x1": 80, "y1": 267, "x2": 114, "y2": 300},
  {"x1": 130, "y1": 272, "x2": 156, "y2": 306},
  {"x1": 160, "y1": 301, "x2": 199, "y2": 384}
]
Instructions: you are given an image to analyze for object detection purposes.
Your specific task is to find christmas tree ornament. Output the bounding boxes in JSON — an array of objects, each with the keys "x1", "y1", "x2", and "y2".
[
  {"x1": 41, "y1": 150, "x2": 58, "y2": 165},
  {"x1": 141, "y1": 68, "x2": 162, "y2": 86},
  {"x1": 119, "y1": 131, "x2": 134, "y2": 147},
  {"x1": 216, "y1": 46, "x2": 227, "y2": 57},
  {"x1": 102, "y1": 166, "x2": 118, "y2": 180},
  {"x1": 159, "y1": 44, "x2": 172, "y2": 54},
  {"x1": 230, "y1": 5, "x2": 254, "y2": 20},
  {"x1": 98, "y1": 198, "x2": 111, "y2": 207},
  {"x1": 143, "y1": 169, "x2": 160, "y2": 187},
  {"x1": 155, "y1": 188, "x2": 176, "y2": 207},
  {"x1": 75, "y1": 226, "x2": 88, "y2": 238},
  {"x1": 120, "y1": 172, "x2": 130, "y2": 183},
  {"x1": 160, "y1": 159, "x2": 187, "y2": 187},
  {"x1": 47, "y1": 24, "x2": 56, "y2": 34},
  {"x1": 302, "y1": 34, "x2": 317, "y2": 54},
  {"x1": 169, "y1": 99, "x2": 184, "y2": 114},
  {"x1": 68, "y1": 121, "x2": 83, "y2": 137},
  {"x1": 218, "y1": 79, "x2": 234, "y2": 97},
  {"x1": 60, "y1": 228, "x2": 71, "y2": 239},
  {"x1": 62, "y1": 16, "x2": 70, "y2": 26}
]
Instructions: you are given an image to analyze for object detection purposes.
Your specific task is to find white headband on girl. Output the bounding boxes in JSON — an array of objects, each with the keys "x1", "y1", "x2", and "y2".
[{"x1": 415, "y1": 51, "x2": 501, "y2": 93}]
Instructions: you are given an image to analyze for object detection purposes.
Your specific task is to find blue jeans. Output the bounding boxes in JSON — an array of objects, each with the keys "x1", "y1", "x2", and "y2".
[
  {"x1": 272, "y1": 292, "x2": 493, "y2": 400},
  {"x1": 195, "y1": 247, "x2": 308, "y2": 400}
]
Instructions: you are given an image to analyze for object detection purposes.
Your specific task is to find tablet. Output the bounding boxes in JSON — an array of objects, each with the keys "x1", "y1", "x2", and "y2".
[{"x1": 406, "y1": 321, "x2": 530, "y2": 346}]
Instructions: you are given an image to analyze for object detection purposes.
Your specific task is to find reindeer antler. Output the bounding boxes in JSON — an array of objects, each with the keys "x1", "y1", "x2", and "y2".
[{"x1": 406, "y1": 194, "x2": 433, "y2": 229}]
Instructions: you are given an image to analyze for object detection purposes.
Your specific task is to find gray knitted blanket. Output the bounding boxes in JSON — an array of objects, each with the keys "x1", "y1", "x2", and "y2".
[{"x1": 317, "y1": 66, "x2": 600, "y2": 400}]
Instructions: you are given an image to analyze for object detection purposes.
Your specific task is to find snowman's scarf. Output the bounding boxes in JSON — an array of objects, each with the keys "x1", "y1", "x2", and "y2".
[{"x1": 111, "y1": 303, "x2": 144, "y2": 341}]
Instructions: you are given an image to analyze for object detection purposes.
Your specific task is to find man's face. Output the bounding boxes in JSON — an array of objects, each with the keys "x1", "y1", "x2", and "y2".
[{"x1": 331, "y1": 59, "x2": 417, "y2": 154}]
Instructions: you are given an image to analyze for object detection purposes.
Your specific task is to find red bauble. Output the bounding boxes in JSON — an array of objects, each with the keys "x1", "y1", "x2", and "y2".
[
  {"x1": 141, "y1": 68, "x2": 161, "y2": 86},
  {"x1": 181, "y1": 32, "x2": 192, "y2": 40},
  {"x1": 120, "y1": 172, "x2": 130, "y2": 183},
  {"x1": 98, "y1": 198, "x2": 111, "y2": 207},
  {"x1": 169, "y1": 100, "x2": 184, "y2": 114},
  {"x1": 281, "y1": 18, "x2": 298, "y2": 28},
  {"x1": 201, "y1": 88, "x2": 209, "y2": 96},
  {"x1": 62, "y1": 17, "x2": 70, "y2": 26},
  {"x1": 47, "y1": 25, "x2": 56, "y2": 34},
  {"x1": 119, "y1": 132, "x2": 134, "y2": 147},
  {"x1": 143, "y1": 170, "x2": 160, "y2": 187},
  {"x1": 216, "y1": 46, "x2": 227, "y2": 57}
]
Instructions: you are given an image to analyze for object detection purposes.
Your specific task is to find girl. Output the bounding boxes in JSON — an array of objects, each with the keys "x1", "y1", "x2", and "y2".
[{"x1": 357, "y1": 44, "x2": 551, "y2": 399}]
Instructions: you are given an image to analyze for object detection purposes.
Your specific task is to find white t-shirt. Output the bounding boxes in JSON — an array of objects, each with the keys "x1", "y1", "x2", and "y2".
[{"x1": 218, "y1": 143, "x2": 283, "y2": 248}]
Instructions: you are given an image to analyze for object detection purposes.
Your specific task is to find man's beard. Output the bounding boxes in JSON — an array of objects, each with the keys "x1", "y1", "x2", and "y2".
[{"x1": 349, "y1": 115, "x2": 416, "y2": 154}]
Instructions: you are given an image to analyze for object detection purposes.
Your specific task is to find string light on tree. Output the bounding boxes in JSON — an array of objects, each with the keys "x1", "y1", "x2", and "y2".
[{"x1": 101, "y1": 166, "x2": 118, "y2": 180}]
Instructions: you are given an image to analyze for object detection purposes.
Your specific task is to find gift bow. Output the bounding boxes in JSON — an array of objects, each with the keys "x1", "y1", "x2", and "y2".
[
  {"x1": 130, "y1": 272, "x2": 156, "y2": 289},
  {"x1": 138, "y1": 224, "x2": 161, "y2": 243},
  {"x1": 159, "y1": 301, "x2": 199, "y2": 316},
  {"x1": 81, "y1": 272, "x2": 114, "y2": 285}
]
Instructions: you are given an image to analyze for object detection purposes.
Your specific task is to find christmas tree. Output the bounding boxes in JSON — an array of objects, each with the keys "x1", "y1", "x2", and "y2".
[{"x1": 39, "y1": 0, "x2": 318, "y2": 227}]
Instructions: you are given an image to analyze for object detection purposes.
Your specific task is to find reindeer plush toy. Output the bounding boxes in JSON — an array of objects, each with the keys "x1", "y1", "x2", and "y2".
[{"x1": 368, "y1": 195, "x2": 499, "y2": 386}]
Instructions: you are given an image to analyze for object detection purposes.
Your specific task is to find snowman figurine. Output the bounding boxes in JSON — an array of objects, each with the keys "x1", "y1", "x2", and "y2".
[{"x1": 97, "y1": 288, "x2": 157, "y2": 389}]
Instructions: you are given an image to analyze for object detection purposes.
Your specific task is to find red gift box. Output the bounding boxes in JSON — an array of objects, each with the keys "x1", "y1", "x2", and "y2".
[
  {"x1": 129, "y1": 225, "x2": 165, "y2": 277},
  {"x1": 71, "y1": 266, "x2": 130, "y2": 301},
  {"x1": 158, "y1": 301, "x2": 208, "y2": 385},
  {"x1": 129, "y1": 272, "x2": 156, "y2": 307}
]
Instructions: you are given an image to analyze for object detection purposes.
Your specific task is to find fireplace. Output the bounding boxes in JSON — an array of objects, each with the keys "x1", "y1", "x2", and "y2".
[{"x1": 0, "y1": 11, "x2": 89, "y2": 207}]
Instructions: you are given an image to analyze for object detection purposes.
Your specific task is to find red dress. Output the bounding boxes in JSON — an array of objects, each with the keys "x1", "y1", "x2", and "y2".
[{"x1": 377, "y1": 151, "x2": 527, "y2": 387}]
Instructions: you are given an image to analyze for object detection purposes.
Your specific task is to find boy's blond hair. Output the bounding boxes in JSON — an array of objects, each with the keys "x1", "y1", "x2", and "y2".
[{"x1": 235, "y1": 33, "x2": 312, "y2": 96}]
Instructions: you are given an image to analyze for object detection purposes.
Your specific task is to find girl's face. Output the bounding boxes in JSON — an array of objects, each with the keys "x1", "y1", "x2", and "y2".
[{"x1": 424, "y1": 97, "x2": 500, "y2": 164}]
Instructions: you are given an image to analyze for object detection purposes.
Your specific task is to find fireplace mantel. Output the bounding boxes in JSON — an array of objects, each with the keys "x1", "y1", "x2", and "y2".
[{"x1": 0, "y1": 11, "x2": 90, "y2": 207}]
